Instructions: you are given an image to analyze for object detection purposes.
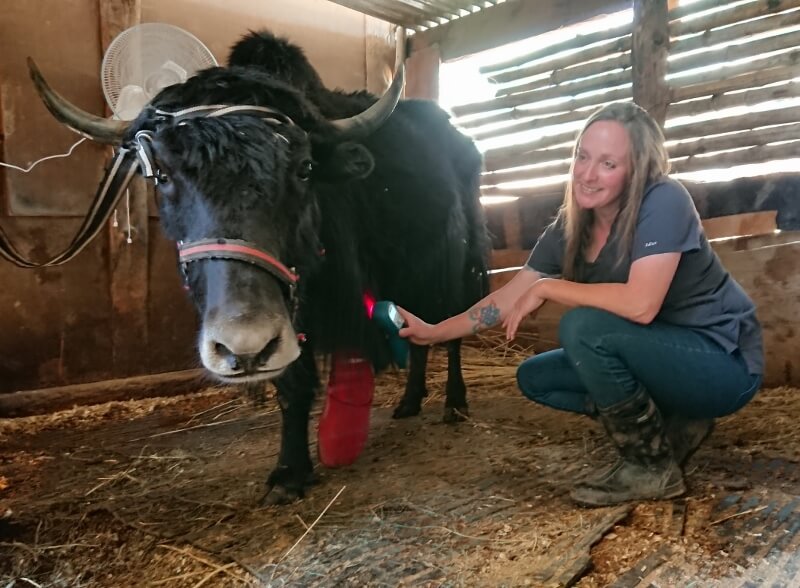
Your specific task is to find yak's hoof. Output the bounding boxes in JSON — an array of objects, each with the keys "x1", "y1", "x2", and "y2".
[
  {"x1": 261, "y1": 484, "x2": 302, "y2": 505},
  {"x1": 443, "y1": 406, "x2": 468, "y2": 423},
  {"x1": 392, "y1": 401, "x2": 422, "y2": 419},
  {"x1": 261, "y1": 467, "x2": 316, "y2": 505}
]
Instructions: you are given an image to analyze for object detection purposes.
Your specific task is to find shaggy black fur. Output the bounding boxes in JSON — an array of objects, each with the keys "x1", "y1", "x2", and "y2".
[{"x1": 123, "y1": 30, "x2": 489, "y2": 502}]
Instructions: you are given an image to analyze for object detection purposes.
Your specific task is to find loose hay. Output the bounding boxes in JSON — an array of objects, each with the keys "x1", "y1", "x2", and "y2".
[{"x1": 2, "y1": 337, "x2": 800, "y2": 586}]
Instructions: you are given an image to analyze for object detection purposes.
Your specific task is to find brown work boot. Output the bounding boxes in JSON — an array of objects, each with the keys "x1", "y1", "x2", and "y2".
[
  {"x1": 665, "y1": 416, "x2": 714, "y2": 466},
  {"x1": 571, "y1": 386, "x2": 686, "y2": 507}
]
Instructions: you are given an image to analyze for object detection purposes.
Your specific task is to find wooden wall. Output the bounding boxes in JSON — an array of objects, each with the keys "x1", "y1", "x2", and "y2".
[
  {"x1": 0, "y1": 0, "x2": 394, "y2": 394},
  {"x1": 491, "y1": 231, "x2": 800, "y2": 388},
  {"x1": 466, "y1": 0, "x2": 800, "y2": 387}
]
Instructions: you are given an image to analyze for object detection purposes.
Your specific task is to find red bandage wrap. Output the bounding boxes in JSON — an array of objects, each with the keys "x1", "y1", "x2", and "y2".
[{"x1": 317, "y1": 351, "x2": 375, "y2": 467}]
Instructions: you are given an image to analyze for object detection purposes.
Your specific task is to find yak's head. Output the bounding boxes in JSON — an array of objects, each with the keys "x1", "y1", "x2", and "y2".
[{"x1": 28, "y1": 59, "x2": 404, "y2": 383}]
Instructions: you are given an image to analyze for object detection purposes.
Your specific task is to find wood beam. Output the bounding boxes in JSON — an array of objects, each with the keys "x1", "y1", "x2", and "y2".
[
  {"x1": 98, "y1": 0, "x2": 149, "y2": 378},
  {"x1": 405, "y1": 43, "x2": 441, "y2": 101},
  {"x1": 0, "y1": 368, "x2": 208, "y2": 418},
  {"x1": 632, "y1": 0, "x2": 669, "y2": 126},
  {"x1": 411, "y1": 0, "x2": 631, "y2": 62}
]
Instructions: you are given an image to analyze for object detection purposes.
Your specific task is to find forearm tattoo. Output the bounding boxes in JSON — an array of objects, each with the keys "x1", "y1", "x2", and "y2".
[{"x1": 468, "y1": 301, "x2": 501, "y2": 334}]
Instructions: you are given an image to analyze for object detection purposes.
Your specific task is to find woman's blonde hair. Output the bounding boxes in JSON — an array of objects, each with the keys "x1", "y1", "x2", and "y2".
[{"x1": 561, "y1": 102, "x2": 670, "y2": 280}]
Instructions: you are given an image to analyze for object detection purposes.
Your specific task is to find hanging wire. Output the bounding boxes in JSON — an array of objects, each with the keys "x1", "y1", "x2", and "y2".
[
  {"x1": 0, "y1": 137, "x2": 136, "y2": 245},
  {"x1": 0, "y1": 137, "x2": 87, "y2": 173}
]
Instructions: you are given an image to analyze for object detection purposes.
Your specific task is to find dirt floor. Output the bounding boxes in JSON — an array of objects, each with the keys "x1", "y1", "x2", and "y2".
[{"x1": 1, "y1": 338, "x2": 800, "y2": 587}]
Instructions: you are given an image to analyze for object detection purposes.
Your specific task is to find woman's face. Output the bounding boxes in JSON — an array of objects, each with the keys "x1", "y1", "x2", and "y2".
[{"x1": 572, "y1": 120, "x2": 631, "y2": 213}]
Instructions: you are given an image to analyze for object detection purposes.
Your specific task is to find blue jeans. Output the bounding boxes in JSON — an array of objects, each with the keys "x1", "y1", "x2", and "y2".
[{"x1": 517, "y1": 307, "x2": 762, "y2": 418}]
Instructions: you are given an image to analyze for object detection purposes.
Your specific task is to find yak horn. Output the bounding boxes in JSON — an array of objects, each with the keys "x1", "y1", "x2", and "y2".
[
  {"x1": 330, "y1": 28, "x2": 406, "y2": 139},
  {"x1": 28, "y1": 58, "x2": 129, "y2": 144}
]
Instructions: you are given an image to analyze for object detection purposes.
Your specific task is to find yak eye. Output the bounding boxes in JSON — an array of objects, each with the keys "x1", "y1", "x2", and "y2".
[
  {"x1": 156, "y1": 171, "x2": 170, "y2": 185},
  {"x1": 297, "y1": 159, "x2": 313, "y2": 181}
]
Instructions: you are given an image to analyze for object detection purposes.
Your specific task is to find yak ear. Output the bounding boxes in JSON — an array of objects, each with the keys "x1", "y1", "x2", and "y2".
[{"x1": 314, "y1": 141, "x2": 374, "y2": 181}]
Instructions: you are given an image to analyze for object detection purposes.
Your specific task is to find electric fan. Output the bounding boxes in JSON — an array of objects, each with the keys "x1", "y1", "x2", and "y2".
[{"x1": 101, "y1": 23, "x2": 218, "y2": 120}]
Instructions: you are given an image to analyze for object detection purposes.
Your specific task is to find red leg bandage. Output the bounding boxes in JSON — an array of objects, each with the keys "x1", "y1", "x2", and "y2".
[{"x1": 317, "y1": 351, "x2": 375, "y2": 467}]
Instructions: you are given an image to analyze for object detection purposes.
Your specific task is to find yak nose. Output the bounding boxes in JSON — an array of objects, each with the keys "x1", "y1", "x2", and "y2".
[
  {"x1": 202, "y1": 318, "x2": 285, "y2": 375},
  {"x1": 214, "y1": 337, "x2": 281, "y2": 372}
]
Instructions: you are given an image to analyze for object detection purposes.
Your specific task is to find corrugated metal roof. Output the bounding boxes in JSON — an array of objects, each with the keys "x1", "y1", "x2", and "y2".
[{"x1": 328, "y1": 0, "x2": 504, "y2": 31}]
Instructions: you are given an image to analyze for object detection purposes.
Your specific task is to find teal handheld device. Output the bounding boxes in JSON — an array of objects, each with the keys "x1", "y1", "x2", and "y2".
[{"x1": 373, "y1": 301, "x2": 409, "y2": 368}]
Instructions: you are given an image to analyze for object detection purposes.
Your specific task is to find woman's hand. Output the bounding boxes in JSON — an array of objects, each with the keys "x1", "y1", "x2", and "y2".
[
  {"x1": 503, "y1": 286, "x2": 546, "y2": 341},
  {"x1": 396, "y1": 306, "x2": 440, "y2": 346}
]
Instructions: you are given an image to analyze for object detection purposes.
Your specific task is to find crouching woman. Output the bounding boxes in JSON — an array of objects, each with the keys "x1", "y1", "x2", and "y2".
[{"x1": 398, "y1": 102, "x2": 763, "y2": 507}]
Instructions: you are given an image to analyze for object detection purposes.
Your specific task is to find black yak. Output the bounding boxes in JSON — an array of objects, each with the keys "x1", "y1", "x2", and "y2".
[{"x1": 27, "y1": 30, "x2": 489, "y2": 503}]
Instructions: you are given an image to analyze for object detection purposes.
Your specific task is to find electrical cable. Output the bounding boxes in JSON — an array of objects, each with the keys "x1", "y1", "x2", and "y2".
[{"x1": 0, "y1": 137, "x2": 87, "y2": 173}]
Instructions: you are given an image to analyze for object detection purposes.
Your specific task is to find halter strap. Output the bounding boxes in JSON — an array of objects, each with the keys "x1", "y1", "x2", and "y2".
[
  {"x1": 0, "y1": 148, "x2": 139, "y2": 268},
  {"x1": 177, "y1": 238, "x2": 298, "y2": 287}
]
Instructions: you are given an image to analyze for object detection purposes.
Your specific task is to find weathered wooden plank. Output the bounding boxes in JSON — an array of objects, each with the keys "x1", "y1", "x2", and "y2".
[
  {"x1": 669, "y1": 81, "x2": 800, "y2": 122},
  {"x1": 666, "y1": 106, "x2": 800, "y2": 142},
  {"x1": 471, "y1": 108, "x2": 586, "y2": 143},
  {"x1": 714, "y1": 232, "x2": 800, "y2": 386},
  {"x1": 671, "y1": 59, "x2": 800, "y2": 103},
  {"x1": 334, "y1": 0, "x2": 438, "y2": 29},
  {"x1": 482, "y1": 162, "x2": 571, "y2": 190},
  {"x1": 365, "y1": 18, "x2": 396, "y2": 96},
  {"x1": 2, "y1": 0, "x2": 108, "y2": 216},
  {"x1": 483, "y1": 157, "x2": 572, "y2": 187},
  {"x1": 145, "y1": 221, "x2": 199, "y2": 374},
  {"x1": 108, "y1": 181, "x2": 150, "y2": 377},
  {"x1": 452, "y1": 68, "x2": 630, "y2": 118},
  {"x1": 668, "y1": 48, "x2": 800, "y2": 93},
  {"x1": 480, "y1": 11, "x2": 631, "y2": 76},
  {"x1": 0, "y1": 81, "x2": 5, "y2": 214},
  {"x1": 671, "y1": 5, "x2": 800, "y2": 58},
  {"x1": 667, "y1": 0, "x2": 731, "y2": 21},
  {"x1": 490, "y1": 248, "x2": 529, "y2": 270},
  {"x1": 632, "y1": 0, "x2": 669, "y2": 126},
  {"x1": 455, "y1": 86, "x2": 631, "y2": 132},
  {"x1": 405, "y1": 43, "x2": 440, "y2": 101},
  {"x1": 488, "y1": 36, "x2": 631, "y2": 86},
  {"x1": 702, "y1": 211, "x2": 778, "y2": 240},
  {"x1": 412, "y1": 0, "x2": 631, "y2": 63},
  {"x1": 0, "y1": 216, "x2": 114, "y2": 393},
  {"x1": 0, "y1": 368, "x2": 208, "y2": 417},
  {"x1": 532, "y1": 505, "x2": 633, "y2": 587},
  {"x1": 494, "y1": 52, "x2": 631, "y2": 98},
  {"x1": 99, "y1": 0, "x2": 148, "y2": 378},
  {"x1": 673, "y1": 141, "x2": 800, "y2": 175},
  {"x1": 490, "y1": 212, "x2": 780, "y2": 273},
  {"x1": 671, "y1": 0, "x2": 800, "y2": 37},
  {"x1": 669, "y1": 28, "x2": 800, "y2": 77},
  {"x1": 483, "y1": 175, "x2": 800, "y2": 236},
  {"x1": 483, "y1": 128, "x2": 800, "y2": 187}
]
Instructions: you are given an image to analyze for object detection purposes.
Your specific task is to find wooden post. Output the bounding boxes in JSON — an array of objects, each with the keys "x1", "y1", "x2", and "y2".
[
  {"x1": 406, "y1": 44, "x2": 440, "y2": 101},
  {"x1": 365, "y1": 18, "x2": 396, "y2": 96},
  {"x1": 632, "y1": 0, "x2": 670, "y2": 127},
  {"x1": 99, "y1": 0, "x2": 149, "y2": 377}
]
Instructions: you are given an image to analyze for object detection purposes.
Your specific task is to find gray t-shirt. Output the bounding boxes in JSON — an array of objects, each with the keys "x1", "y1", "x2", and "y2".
[{"x1": 527, "y1": 177, "x2": 764, "y2": 374}]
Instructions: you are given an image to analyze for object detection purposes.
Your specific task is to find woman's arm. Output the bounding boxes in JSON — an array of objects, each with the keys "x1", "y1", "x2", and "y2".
[
  {"x1": 535, "y1": 252, "x2": 681, "y2": 324},
  {"x1": 397, "y1": 266, "x2": 544, "y2": 345}
]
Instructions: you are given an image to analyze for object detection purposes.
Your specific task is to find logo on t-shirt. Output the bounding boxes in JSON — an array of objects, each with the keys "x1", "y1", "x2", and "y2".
[{"x1": 645, "y1": 241, "x2": 658, "y2": 247}]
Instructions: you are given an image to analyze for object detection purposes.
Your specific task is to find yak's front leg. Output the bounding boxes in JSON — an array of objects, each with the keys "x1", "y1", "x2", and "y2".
[
  {"x1": 443, "y1": 338, "x2": 468, "y2": 423},
  {"x1": 263, "y1": 348, "x2": 318, "y2": 505},
  {"x1": 392, "y1": 343, "x2": 429, "y2": 419}
]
